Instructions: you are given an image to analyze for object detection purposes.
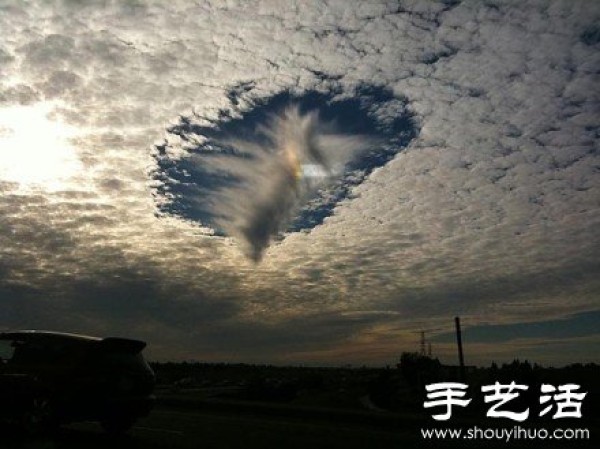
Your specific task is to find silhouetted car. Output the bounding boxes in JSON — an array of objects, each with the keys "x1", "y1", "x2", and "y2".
[{"x1": 0, "y1": 330, "x2": 155, "y2": 433}]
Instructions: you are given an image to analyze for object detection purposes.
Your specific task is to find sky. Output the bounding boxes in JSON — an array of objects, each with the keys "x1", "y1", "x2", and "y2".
[{"x1": 0, "y1": 0, "x2": 598, "y2": 367}]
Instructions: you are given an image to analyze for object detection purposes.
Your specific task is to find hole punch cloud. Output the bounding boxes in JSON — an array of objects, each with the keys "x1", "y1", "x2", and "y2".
[{"x1": 153, "y1": 87, "x2": 416, "y2": 261}]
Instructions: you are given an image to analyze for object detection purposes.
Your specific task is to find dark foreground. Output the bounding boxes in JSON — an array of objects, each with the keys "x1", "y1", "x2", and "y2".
[{"x1": 0, "y1": 403, "x2": 596, "y2": 449}]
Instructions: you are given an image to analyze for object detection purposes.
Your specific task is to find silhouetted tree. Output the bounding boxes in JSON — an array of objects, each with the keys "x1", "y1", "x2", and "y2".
[{"x1": 398, "y1": 352, "x2": 442, "y2": 390}]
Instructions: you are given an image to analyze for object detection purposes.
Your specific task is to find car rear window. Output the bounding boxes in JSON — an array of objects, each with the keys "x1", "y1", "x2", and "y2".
[{"x1": 10, "y1": 338, "x2": 89, "y2": 366}]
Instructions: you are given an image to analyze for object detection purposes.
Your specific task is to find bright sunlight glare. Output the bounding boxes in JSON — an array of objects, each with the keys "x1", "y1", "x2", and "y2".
[{"x1": 0, "y1": 101, "x2": 81, "y2": 191}]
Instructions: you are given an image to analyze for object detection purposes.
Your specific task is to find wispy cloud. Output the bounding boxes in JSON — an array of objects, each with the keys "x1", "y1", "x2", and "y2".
[{"x1": 188, "y1": 105, "x2": 376, "y2": 261}]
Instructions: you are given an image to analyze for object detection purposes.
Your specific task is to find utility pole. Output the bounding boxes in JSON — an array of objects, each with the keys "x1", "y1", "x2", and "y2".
[
  {"x1": 455, "y1": 316, "x2": 466, "y2": 382},
  {"x1": 420, "y1": 331, "x2": 426, "y2": 356}
]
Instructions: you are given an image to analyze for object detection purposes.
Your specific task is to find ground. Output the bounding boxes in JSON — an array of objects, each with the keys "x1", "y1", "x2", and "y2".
[{"x1": 1, "y1": 403, "x2": 595, "y2": 449}]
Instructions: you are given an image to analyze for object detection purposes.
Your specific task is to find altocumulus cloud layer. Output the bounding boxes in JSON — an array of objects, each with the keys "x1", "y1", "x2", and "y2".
[{"x1": 0, "y1": 0, "x2": 598, "y2": 365}]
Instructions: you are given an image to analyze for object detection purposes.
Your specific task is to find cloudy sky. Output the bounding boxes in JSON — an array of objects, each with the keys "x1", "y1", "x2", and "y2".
[{"x1": 0, "y1": 0, "x2": 598, "y2": 367}]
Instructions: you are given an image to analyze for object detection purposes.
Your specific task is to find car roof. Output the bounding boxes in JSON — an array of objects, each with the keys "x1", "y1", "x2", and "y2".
[
  {"x1": 0, "y1": 330, "x2": 147, "y2": 353},
  {"x1": 0, "y1": 330, "x2": 102, "y2": 342}
]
